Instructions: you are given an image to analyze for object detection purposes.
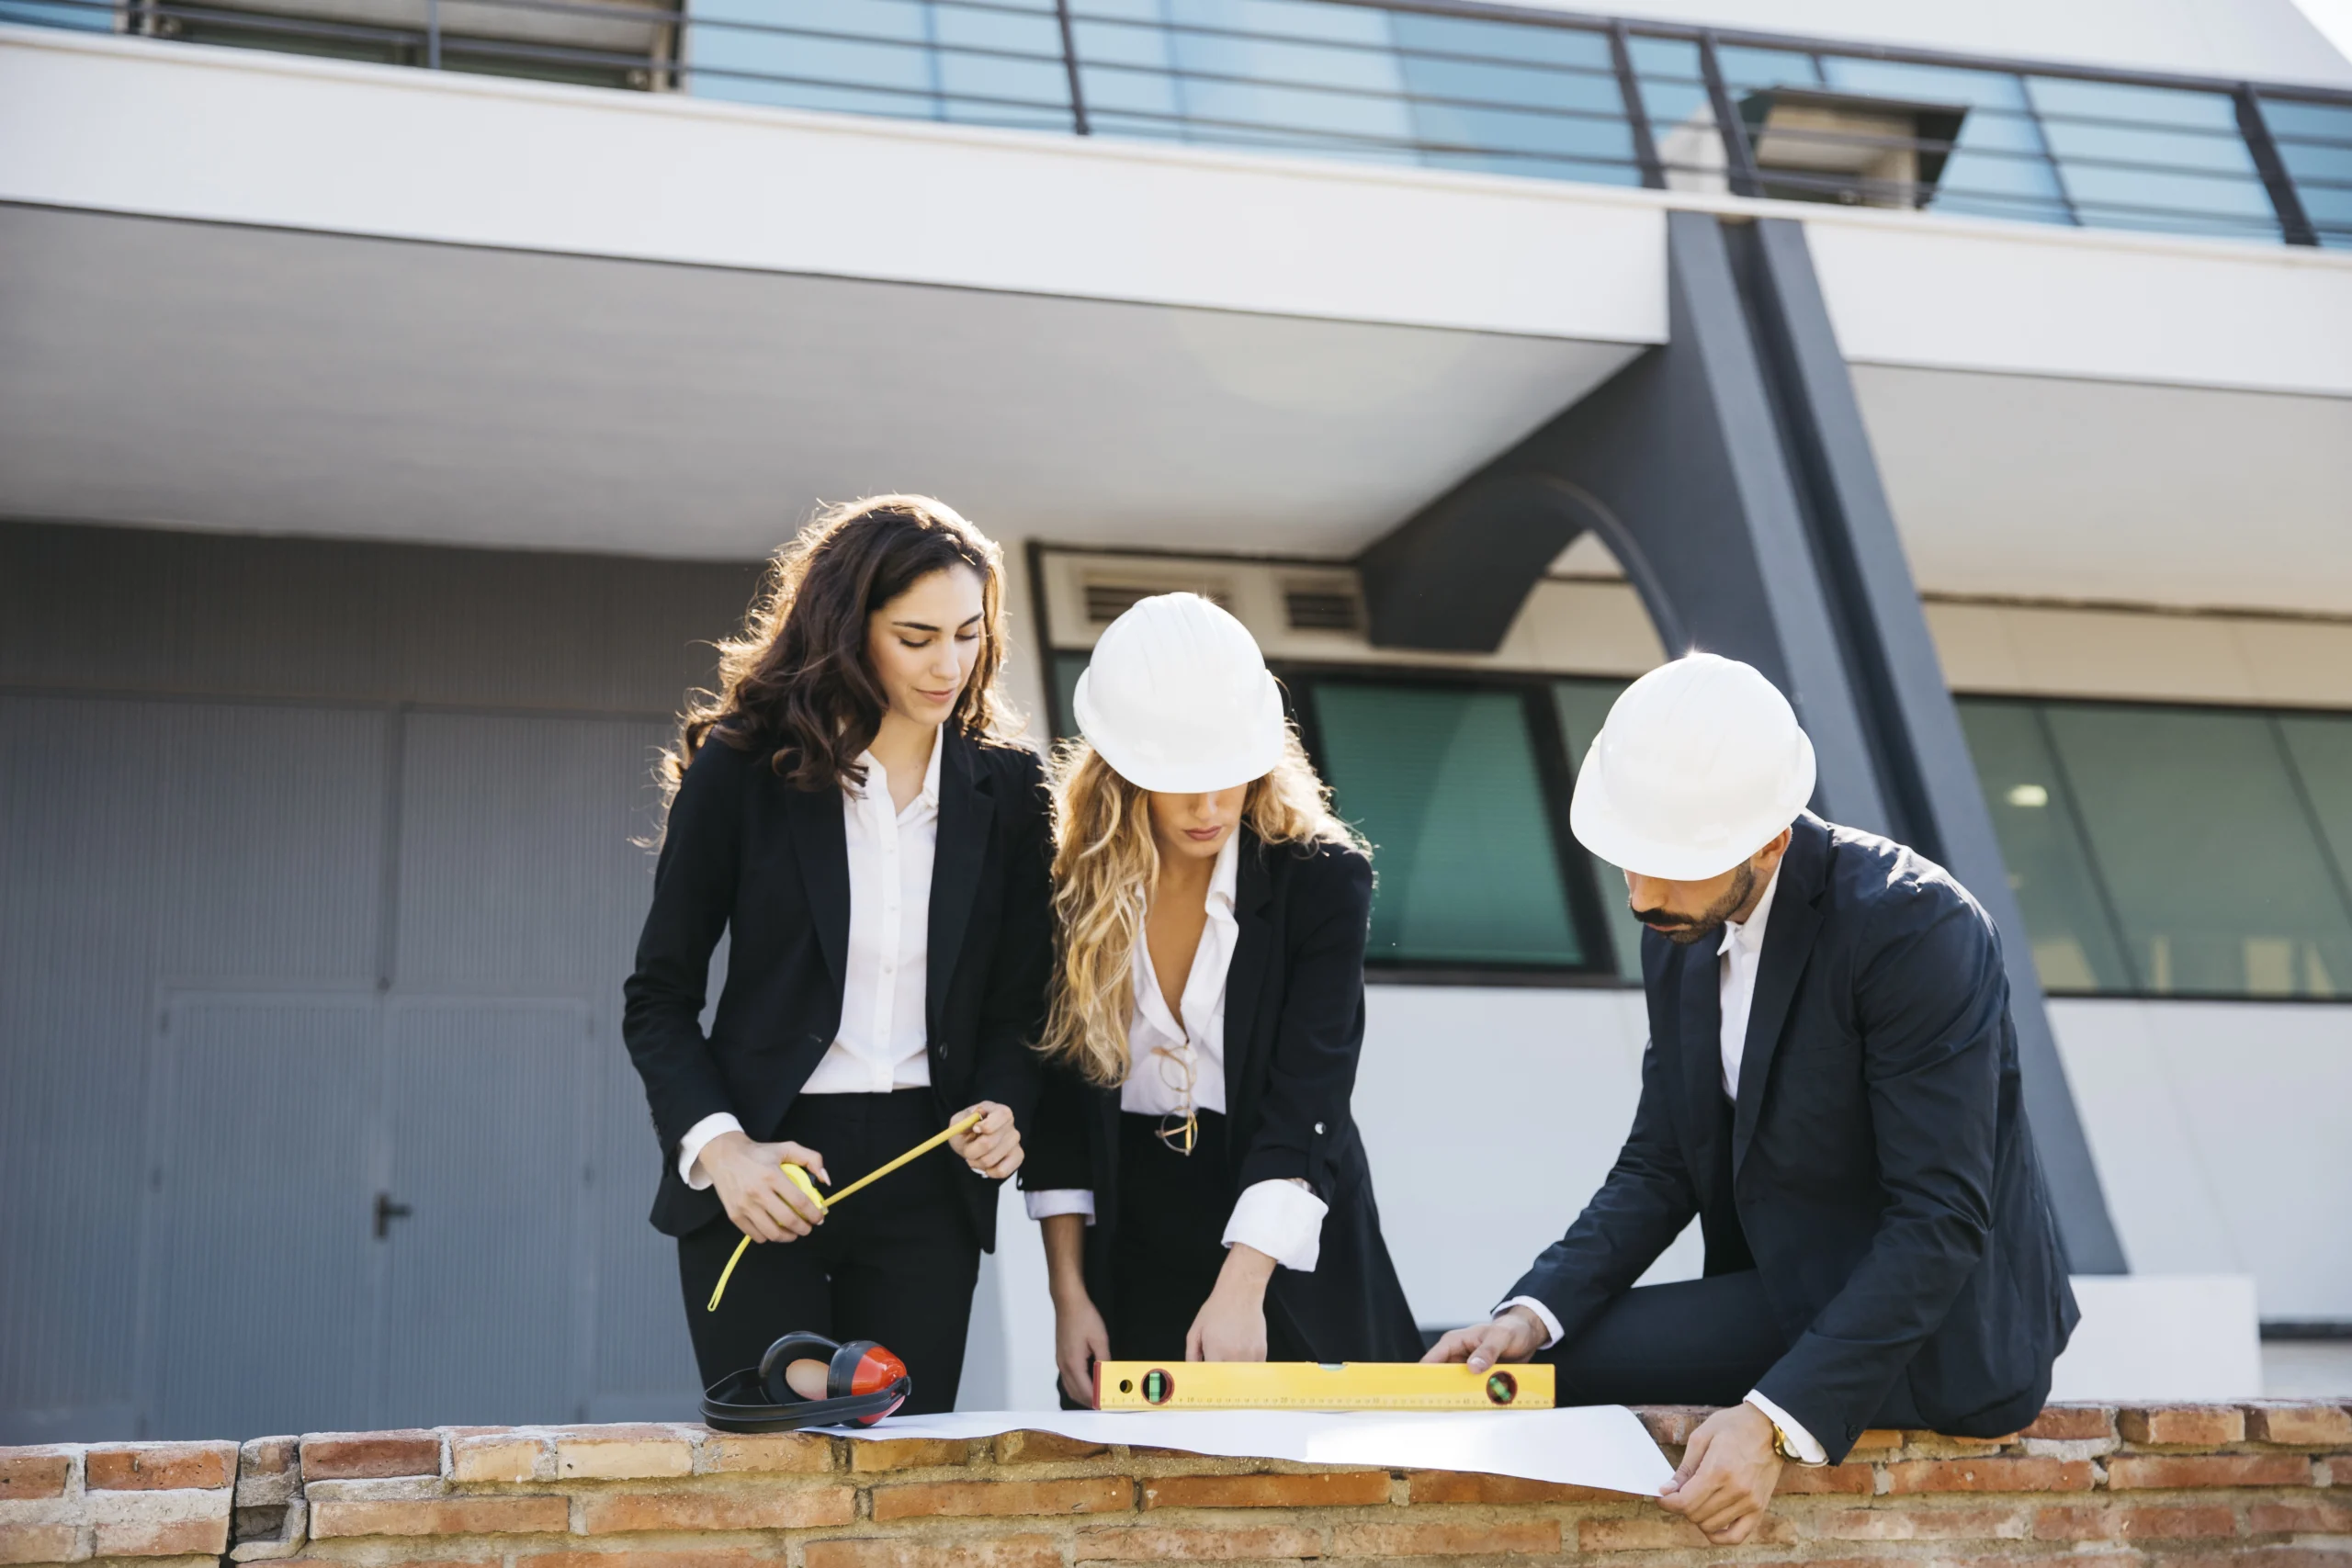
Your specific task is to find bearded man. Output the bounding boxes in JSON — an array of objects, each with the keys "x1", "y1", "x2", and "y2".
[{"x1": 1426, "y1": 653, "x2": 2076, "y2": 1545}]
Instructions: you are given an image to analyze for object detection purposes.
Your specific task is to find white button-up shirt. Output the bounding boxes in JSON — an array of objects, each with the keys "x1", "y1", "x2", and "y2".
[
  {"x1": 678, "y1": 734, "x2": 941, "y2": 1188},
  {"x1": 1498, "y1": 860, "x2": 1824, "y2": 1461},
  {"x1": 1025, "y1": 835, "x2": 1330, "y2": 1271}
]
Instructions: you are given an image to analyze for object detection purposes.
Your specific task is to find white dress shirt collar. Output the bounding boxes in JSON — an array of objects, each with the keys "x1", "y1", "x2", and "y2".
[
  {"x1": 850, "y1": 728, "x2": 944, "y2": 817},
  {"x1": 1131, "y1": 833, "x2": 1239, "y2": 1054},
  {"x1": 1717, "y1": 858, "x2": 1782, "y2": 966}
]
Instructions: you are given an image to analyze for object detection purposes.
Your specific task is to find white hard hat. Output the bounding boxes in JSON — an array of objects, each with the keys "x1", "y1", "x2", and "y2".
[
  {"x1": 1569, "y1": 652, "x2": 1816, "y2": 881},
  {"x1": 1073, "y1": 593, "x2": 1286, "y2": 794}
]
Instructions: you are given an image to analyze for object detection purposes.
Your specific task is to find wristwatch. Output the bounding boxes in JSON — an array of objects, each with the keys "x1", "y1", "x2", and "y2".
[{"x1": 1767, "y1": 1420, "x2": 1805, "y2": 1462}]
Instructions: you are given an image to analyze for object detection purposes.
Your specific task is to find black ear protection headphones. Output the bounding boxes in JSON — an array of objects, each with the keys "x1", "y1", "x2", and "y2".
[{"x1": 700, "y1": 1332, "x2": 912, "y2": 1432}]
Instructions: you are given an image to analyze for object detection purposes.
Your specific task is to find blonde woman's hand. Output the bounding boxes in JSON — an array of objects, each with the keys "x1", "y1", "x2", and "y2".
[
  {"x1": 1054, "y1": 1289, "x2": 1112, "y2": 1405},
  {"x1": 949, "y1": 1100, "x2": 1023, "y2": 1179},
  {"x1": 703, "y1": 1131, "x2": 828, "y2": 1243}
]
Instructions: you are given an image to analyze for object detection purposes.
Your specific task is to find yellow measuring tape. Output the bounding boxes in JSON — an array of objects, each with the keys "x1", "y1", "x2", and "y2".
[
  {"x1": 705, "y1": 1111, "x2": 985, "y2": 1313},
  {"x1": 1095, "y1": 1360, "x2": 1555, "y2": 1411}
]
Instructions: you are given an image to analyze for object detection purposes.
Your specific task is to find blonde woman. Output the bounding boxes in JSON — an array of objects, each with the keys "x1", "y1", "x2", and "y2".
[{"x1": 1024, "y1": 593, "x2": 1420, "y2": 1406}]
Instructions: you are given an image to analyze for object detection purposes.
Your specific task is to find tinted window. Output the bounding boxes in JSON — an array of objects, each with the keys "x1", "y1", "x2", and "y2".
[
  {"x1": 2259, "y1": 96, "x2": 2352, "y2": 248},
  {"x1": 1553, "y1": 678, "x2": 1645, "y2": 984},
  {"x1": 1310, "y1": 682, "x2": 1586, "y2": 967}
]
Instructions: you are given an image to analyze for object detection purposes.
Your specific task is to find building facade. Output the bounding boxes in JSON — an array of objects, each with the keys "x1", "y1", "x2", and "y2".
[{"x1": 1, "y1": 0, "x2": 2348, "y2": 1439}]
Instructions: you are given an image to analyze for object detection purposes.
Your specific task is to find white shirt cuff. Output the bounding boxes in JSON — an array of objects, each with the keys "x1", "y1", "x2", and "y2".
[
  {"x1": 1024, "y1": 1189, "x2": 1096, "y2": 1223},
  {"x1": 1745, "y1": 1390, "x2": 1827, "y2": 1464},
  {"x1": 678, "y1": 1112, "x2": 743, "y2": 1190},
  {"x1": 1222, "y1": 1179, "x2": 1329, "y2": 1272},
  {"x1": 1498, "y1": 1295, "x2": 1566, "y2": 1349}
]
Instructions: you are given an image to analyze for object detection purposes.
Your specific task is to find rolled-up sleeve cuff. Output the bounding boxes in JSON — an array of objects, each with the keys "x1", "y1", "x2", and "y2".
[
  {"x1": 1497, "y1": 1295, "x2": 1566, "y2": 1349},
  {"x1": 1024, "y1": 1189, "x2": 1096, "y2": 1223},
  {"x1": 678, "y1": 1112, "x2": 743, "y2": 1190},
  {"x1": 1745, "y1": 1390, "x2": 1827, "y2": 1465},
  {"x1": 1222, "y1": 1179, "x2": 1329, "y2": 1271}
]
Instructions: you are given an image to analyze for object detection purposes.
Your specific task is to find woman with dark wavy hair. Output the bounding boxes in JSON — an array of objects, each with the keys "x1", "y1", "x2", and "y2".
[{"x1": 624, "y1": 495, "x2": 1051, "y2": 1412}]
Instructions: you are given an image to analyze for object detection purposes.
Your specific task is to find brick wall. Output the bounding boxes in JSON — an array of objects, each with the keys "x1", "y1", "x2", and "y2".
[{"x1": 3, "y1": 1404, "x2": 2346, "y2": 1568}]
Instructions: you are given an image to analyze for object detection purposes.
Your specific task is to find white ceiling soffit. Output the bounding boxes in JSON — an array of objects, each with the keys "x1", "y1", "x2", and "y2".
[
  {"x1": 0, "y1": 205, "x2": 1643, "y2": 559},
  {"x1": 0, "y1": 28, "x2": 1667, "y2": 346},
  {"x1": 1853, "y1": 364, "x2": 2352, "y2": 617}
]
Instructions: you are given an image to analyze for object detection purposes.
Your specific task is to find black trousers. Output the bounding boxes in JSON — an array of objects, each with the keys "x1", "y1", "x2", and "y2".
[
  {"x1": 1540, "y1": 1269, "x2": 1927, "y2": 1428},
  {"x1": 676, "y1": 1089, "x2": 979, "y2": 1416}
]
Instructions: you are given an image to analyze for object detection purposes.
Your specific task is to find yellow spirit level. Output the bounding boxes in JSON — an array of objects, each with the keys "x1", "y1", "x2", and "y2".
[{"x1": 1093, "y1": 1360, "x2": 1554, "y2": 1411}]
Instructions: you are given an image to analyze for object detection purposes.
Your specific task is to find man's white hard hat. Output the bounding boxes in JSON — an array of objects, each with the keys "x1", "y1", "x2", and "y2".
[
  {"x1": 1569, "y1": 652, "x2": 1816, "y2": 881},
  {"x1": 1073, "y1": 592, "x2": 1286, "y2": 794}
]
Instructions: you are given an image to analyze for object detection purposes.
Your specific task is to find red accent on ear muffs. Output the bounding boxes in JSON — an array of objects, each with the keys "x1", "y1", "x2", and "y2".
[{"x1": 700, "y1": 1332, "x2": 911, "y2": 1432}]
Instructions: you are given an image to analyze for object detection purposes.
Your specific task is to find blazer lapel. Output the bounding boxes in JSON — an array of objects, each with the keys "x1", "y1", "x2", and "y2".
[
  {"x1": 1675, "y1": 939, "x2": 1724, "y2": 1201},
  {"x1": 926, "y1": 731, "x2": 992, "y2": 1043},
  {"x1": 1220, "y1": 839, "x2": 1274, "y2": 1115},
  {"x1": 784, "y1": 772, "x2": 851, "y2": 990},
  {"x1": 1731, "y1": 814, "x2": 1829, "y2": 1173}
]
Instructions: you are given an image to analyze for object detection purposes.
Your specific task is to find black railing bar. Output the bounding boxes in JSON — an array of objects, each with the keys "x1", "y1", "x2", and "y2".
[
  {"x1": 673, "y1": 58, "x2": 1078, "y2": 114},
  {"x1": 684, "y1": 17, "x2": 1072, "y2": 72},
  {"x1": 1065, "y1": 6, "x2": 1623, "y2": 82},
  {"x1": 2027, "y1": 107, "x2": 2281, "y2": 142},
  {"x1": 1083, "y1": 102, "x2": 1645, "y2": 162},
  {"x1": 686, "y1": 0, "x2": 1092, "y2": 39},
  {"x1": 1752, "y1": 164, "x2": 2287, "y2": 230},
  {"x1": 2267, "y1": 131, "x2": 2352, "y2": 150},
  {"x1": 1075, "y1": 55, "x2": 1639, "y2": 125},
  {"x1": 1729, "y1": 119, "x2": 2277, "y2": 183}
]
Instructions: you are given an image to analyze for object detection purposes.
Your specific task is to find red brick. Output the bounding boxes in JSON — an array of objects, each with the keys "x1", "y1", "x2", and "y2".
[
  {"x1": 805, "y1": 1540, "x2": 1062, "y2": 1568},
  {"x1": 0, "y1": 1522, "x2": 82, "y2": 1564},
  {"x1": 2035, "y1": 1504, "x2": 2239, "y2": 1540},
  {"x1": 0, "y1": 1450, "x2": 72, "y2": 1500},
  {"x1": 1331, "y1": 1518, "x2": 1560, "y2": 1556},
  {"x1": 1849, "y1": 1428, "x2": 1905, "y2": 1456},
  {"x1": 91, "y1": 1517, "x2": 232, "y2": 1557},
  {"x1": 1140, "y1": 1471, "x2": 1388, "y2": 1510},
  {"x1": 2157, "y1": 1550, "x2": 2352, "y2": 1568},
  {"x1": 238, "y1": 1437, "x2": 300, "y2": 1479},
  {"x1": 520, "y1": 1554, "x2": 786, "y2": 1568},
  {"x1": 1578, "y1": 1513, "x2": 1796, "y2": 1551},
  {"x1": 574, "y1": 1487, "x2": 854, "y2": 1533},
  {"x1": 85, "y1": 1444, "x2": 232, "y2": 1491},
  {"x1": 447, "y1": 1434, "x2": 543, "y2": 1483},
  {"x1": 1075, "y1": 1524, "x2": 1324, "y2": 1560},
  {"x1": 309, "y1": 1495, "x2": 569, "y2": 1539},
  {"x1": 845, "y1": 1438, "x2": 975, "y2": 1472},
  {"x1": 995, "y1": 1430, "x2": 1110, "y2": 1463},
  {"x1": 698, "y1": 1432, "x2": 831, "y2": 1474},
  {"x1": 1806, "y1": 1505, "x2": 2027, "y2": 1540},
  {"x1": 300, "y1": 1431, "x2": 441, "y2": 1481},
  {"x1": 1633, "y1": 1406, "x2": 1712, "y2": 1446},
  {"x1": 1405, "y1": 1470, "x2": 1618, "y2": 1504},
  {"x1": 553, "y1": 1429, "x2": 693, "y2": 1481},
  {"x1": 871, "y1": 1476, "x2": 1132, "y2": 1521},
  {"x1": 2251, "y1": 1497, "x2": 2352, "y2": 1533},
  {"x1": 1776, "y1": 1463, "x2": 1876, "y2": 1495},
  {"x1": 1883, "y1": 1456, "x2": 2095, "y2": 1493},
  {"x1": 1899, "y1": 1431, "x2": 2013, "y2": 1459},
  {"x1": 2121, "y1": 1404, "x2": 2245, "y2": 1447},
  {"x1": 2246, "y1": 1404, "x2": 2352, "y2": 1448},
  {"x1": 2023, "y1": 1405, "x2": 2117, "y2": 1441},
  {"x1": 2107, "y1": 1453, "x2": 2313, "y2": 1490}
]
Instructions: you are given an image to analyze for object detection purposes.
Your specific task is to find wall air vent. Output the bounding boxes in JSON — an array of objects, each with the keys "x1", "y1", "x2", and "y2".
[
  {"x1": 1283, "y1": 584, "x2": 1363, "y2": 633},
  {"x1": 1083, "y1": 581, "x2": 1229, "y2": 624}
]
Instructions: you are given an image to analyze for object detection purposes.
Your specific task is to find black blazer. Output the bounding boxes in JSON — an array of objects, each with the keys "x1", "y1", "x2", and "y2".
[
  {"x1": 1510, "y1": 813, "x2": 2078, "y2": 1461},
  {"x1": 621, "y1": 727, "x2": 1053, "y2": 1247},
  {"x1": 1025, "y1": 834, "x2": 1423, "y2": 1363}
]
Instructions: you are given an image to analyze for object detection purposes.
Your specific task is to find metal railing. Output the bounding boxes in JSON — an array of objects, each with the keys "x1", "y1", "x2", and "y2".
[{"x1": 8, "y1": 0, "x2": 2350, "y2": 246}]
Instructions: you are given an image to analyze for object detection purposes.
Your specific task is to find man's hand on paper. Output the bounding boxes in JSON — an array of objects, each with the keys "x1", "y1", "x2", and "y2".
[
  {"x1": 1419, "y1": 1305, "x2": 1545, "y2": 1371},
  {"x1": 1186, "y1": 1244, "x2": 1275, "y2": 1362},
  {"x1": 1657, "y1": 1402, "x2": 1783, "y2": 1545}
]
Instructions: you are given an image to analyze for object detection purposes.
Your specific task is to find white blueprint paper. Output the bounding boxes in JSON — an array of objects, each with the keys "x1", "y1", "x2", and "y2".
[{"x1": 820, "y1": 1406, "x2": 1674, "y2": 1497}]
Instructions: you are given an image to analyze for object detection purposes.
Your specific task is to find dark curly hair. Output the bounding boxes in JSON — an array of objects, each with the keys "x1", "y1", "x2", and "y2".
[{"x1": 659, "y1": 495, "x2": 1017, "y2": 804}]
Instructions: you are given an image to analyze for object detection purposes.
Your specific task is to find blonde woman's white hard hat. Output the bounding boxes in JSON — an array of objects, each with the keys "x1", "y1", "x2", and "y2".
[
  {"x1": 1568, "y1": 652, "x2": 1816, "y2": 882},
  {"x1": 1073, "y1": 592, "x2": 1286, "y2": 794}
]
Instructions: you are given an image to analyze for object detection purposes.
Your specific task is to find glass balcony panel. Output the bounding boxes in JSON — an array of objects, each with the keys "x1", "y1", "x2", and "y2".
[
  {"x1": 2028, "y1": 76, "x2": 2280, "y2": 239},
  {"x1": 2040, "y1": 703, "x2": 2352, "y2": 998},
  {"x1": 0, "y1": 0, "x2": 111, "y2": 29},
  {"x1": 1626, "y1": 34, "x2": 1721, "y2": 189},
  {"x1": 933, "y1": 0, "x2": 1080, "y2": 130},
  {"x1": 1712, "y1": 42, "x2": 1817, "y2": 93},
  {"x1": 2257, "y1": 96, "x2": 2352, "y2": 246},
  {"x1": 1819, "y1": 56, "x2": 2072, "y2": 226},
  {"x1": 1953, "y1": 699, "x2": 2135, "y2": 993},
  {"x1": 688, "y1": 0, "x2": 939, "y2": 117},
  {"x1": 1311, "y1": 682, "x2": 1585, "y2": 967}
]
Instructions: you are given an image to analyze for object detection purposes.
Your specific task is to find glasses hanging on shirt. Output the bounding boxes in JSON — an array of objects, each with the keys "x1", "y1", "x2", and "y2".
[{"x1": 1151, "y1": 1043, "x2": 1199, "y2": 1156}]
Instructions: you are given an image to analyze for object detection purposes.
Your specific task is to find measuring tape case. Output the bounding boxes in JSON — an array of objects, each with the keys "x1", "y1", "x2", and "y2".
[{"x1": 1093, "y1": 1360, "x2": 1555, "y2": 1411}]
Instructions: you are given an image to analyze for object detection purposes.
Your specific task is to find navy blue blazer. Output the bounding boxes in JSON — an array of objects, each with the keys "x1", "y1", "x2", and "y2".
[
  {"x1": 1509, "y1": 813, "x2": 2078, "y2": 1461},
  {"x1": 621, "y1": 726, "x2": 1052, "y2": 1247}
]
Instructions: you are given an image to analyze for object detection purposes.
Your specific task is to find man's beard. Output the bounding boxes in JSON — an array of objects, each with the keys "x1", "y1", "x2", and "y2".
[{"x1": 1632, "y1": 860, "x2": 1758, "y2": 947}]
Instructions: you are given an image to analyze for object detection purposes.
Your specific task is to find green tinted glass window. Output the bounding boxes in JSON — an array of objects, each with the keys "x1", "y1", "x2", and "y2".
[
  {"x1": 2040, "y1": 704, "x2": 2352, "y2": 998},
  {"x1": 2277, "y1": 713, "x2": 2352, "y2": 918},
  {"x1": 1953, "y1": 699, "x2": 2133, "y2": 992},
  {"x1": 1553, "y1": 678, "x2": 1644, "y2": 984},
  {"x1": 1311, "y1": 682, "x2": 1582, "y2": 967},
  {"x1": 1050, "y1": 651, "x2": 1090, "y2": 740}
]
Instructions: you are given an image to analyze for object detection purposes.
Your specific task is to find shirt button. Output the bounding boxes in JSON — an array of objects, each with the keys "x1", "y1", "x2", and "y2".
[{"x1": 1313, "y1": 1122, "x2": 1325, "y2": 1135}]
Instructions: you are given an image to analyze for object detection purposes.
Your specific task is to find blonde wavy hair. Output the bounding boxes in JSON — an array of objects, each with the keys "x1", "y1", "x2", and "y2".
[{"x1": 1037, "y1": 728, "x2": 1366, "y2": 1088}]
